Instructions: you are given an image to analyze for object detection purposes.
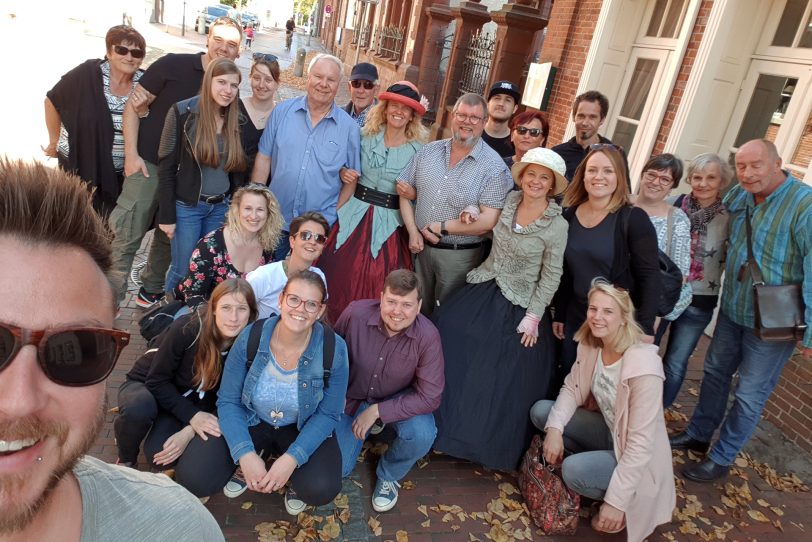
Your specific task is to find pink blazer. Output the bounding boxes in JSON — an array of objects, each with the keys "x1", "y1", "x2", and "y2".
[{"x1": 546, "y1": 343, "x2": 676, "y2": 542}]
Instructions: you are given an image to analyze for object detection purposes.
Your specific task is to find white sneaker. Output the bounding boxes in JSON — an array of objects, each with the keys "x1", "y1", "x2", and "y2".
[
  {"x1": 223, "y1": 468, "x2": 248, "y2": 498},
  {"x1": 372, "y1": 479, "x2": 400, "y2": 512},
  {"x1": 284, "y1": 489, "x2": 306, "y2": 515}
]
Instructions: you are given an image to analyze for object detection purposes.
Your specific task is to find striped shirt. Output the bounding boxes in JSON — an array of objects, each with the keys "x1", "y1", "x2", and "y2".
[
  {"x1": 398, "y1": 138, "x2": 513, "y2": 244},
  {"x1": 721, "y1": 174, "x2": 812, "y2": 347}
]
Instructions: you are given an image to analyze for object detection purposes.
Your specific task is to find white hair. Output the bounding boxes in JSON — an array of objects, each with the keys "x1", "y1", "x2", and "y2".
[{"x1": 307, "y1": 53, "x2": 343, "y2": 76}]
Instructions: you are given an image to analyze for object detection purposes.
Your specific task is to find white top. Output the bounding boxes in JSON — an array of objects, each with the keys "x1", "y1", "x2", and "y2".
[
  {"x1": 591, "y1": 350, "x2": 623, "y2": 431},
  {"x1": 246, "y1": 261, "x2": 327, "y2": 319}
]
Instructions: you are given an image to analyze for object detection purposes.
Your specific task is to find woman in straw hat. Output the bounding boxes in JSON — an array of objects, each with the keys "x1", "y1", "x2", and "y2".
[{"x1": 432, "y1": 147, "x2": 569, "y2": 471}]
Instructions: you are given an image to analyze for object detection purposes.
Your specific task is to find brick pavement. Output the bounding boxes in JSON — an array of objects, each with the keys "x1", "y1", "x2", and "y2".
[{"x1": 85, "y1": 21, "x2": 811, "y2": 542}]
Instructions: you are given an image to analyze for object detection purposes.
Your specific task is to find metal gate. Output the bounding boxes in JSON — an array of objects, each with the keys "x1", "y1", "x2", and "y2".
[{"x1": 458, "y1": 29, "x2": 495, "y2": 98}]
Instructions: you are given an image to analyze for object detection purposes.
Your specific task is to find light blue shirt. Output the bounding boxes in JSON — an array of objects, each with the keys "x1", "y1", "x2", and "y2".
[{"x1": 258, "y1": 96, "x2": 361, "y2": 229}]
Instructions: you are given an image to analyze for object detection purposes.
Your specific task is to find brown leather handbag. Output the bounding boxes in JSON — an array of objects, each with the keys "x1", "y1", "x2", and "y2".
[
  {"x1": 518, "y1": 435, "x2": 580, "y2": 535},
  {"x1": 745, "y1": 208, "x2": 806, "y2": 342}
]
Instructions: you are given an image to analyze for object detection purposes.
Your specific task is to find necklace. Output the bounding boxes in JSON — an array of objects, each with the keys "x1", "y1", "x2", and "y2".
[{"x1": 269, "y1": 327, "x2": 311, "y2": 370}]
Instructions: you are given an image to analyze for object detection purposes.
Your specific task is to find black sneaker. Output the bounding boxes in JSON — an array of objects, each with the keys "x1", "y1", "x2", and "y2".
[{"x1": 136, "y1": 287, "x2": 164, "y2": 309}]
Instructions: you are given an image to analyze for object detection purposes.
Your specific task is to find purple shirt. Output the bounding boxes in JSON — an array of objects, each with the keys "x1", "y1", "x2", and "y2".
[{"x1": 335, "y1": 299, "x2": 445, "y2": 423}]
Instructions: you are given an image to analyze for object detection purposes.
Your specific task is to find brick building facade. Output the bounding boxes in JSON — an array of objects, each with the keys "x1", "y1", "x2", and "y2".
[{"x1": 320, "y1": 0, "x2": 811, "y2": 453}]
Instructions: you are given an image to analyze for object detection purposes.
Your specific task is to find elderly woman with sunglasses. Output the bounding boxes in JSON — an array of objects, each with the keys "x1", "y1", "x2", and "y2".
[
  {"x1": 198, "y1": 270, "x2": 348, "y2": 514},
  {"x1": 504, "y1": 110, "x2": 550, "y2": 169},
  {"x1": 43, "y1": 25, "x2": 147, "y2": 218},
  {"x1": 552, "y1": 145, "x2": 660, "y2": 385},
  {"x1": 175, "y1": 184, "x2": 284, "y2": 308},
  {"x1": 239, "y1": 53, "x2": 280, "y2": 172},
  {"x1": 247, "y1": 212, "x2": 329, "y2": 319},
  {"x1": 317, "y1": 81, "x2": 430, "y2": 318}
]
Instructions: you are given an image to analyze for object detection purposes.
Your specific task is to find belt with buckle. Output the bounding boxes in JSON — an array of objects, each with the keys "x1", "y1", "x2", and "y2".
[
  {"x1": 354, "y1": 185, "x2": 399, "y2": 209},
  {"x1": 199, "y1": 192, "x2": 228, "y2": 204},
  {"x1": 430, "y1": 241, "x2": 483, "y2": 250}
]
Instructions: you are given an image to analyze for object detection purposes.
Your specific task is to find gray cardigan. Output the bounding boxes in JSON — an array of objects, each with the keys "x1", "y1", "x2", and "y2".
[{"x1": 467, "y1": 191, "x2": 568, "y2": 316}]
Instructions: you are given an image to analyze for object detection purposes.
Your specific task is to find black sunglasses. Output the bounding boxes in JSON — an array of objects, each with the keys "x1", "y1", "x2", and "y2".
[
  {"x1": 0, "y1": 322, "x2": 130, "y2": 387},
  {"x1": 350, "y1": 80, "x2": 376, "y2": 90},
  {"x1": 113, "y1": 45, "x2": 145, "y2": 59},
  {"x1": 296, "y1": 230, "x2": 327, "y2": 245},
  {"x1": 253, "y1": 52, "x2": 279, "y2": 63},
  {"x1": 515, "y1": 126, "x2": 542, "y2": 137}
]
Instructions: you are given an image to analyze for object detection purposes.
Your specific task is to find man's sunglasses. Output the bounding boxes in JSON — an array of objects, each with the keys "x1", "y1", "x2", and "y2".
[
  {"x1": 515, "y1": 126, "x2": 542, "y2": 137},
  {"x1": 253, "y1": 52, "x2": 279, "y2": 63},
  {"x1": 297, "y1": 230, "x2": 327, "y2": 245},
  {"x1": 0, "y1": 322, "x2": 130, "y2": 387},
  {"x1": 350, "y1": 80, "x2": 376, "y2": 90},
  {"x1": 113, "y1": 45, "x2": 145, "y2": 59}
]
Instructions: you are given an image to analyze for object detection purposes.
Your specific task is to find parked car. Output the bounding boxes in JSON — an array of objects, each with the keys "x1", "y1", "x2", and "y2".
[
  {"x1": 195, "y1": 5, "x2": 236, "y2": 33},
  {"x1": 240, "y1": 11, "x2": 260, "y2": 29}
]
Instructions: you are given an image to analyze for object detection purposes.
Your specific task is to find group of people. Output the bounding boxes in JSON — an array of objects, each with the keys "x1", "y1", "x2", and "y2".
[{"x1": 16, "y1": 16, "x2": 810, "y2": 542}]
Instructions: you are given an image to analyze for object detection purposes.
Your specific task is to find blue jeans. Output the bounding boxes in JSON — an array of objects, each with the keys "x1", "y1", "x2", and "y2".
[
  {"x1": 165, "y1": 199, "x2": 228, "y2": 293},
  {"x1": 336, "y1": 403, "x2": 437, "y2": 482},
  {"x1": 530, "y1": 400, "x2": 616, "y2": 501},
  {"x1": 686, "y1": 311, "x2": 797, "y2": 466},
  {"x1": 661, "y1": 305, "x2": 714, "y2": 407}
]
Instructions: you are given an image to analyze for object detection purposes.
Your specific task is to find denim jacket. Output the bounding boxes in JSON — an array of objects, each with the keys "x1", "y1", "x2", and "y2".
[{"x1": 217, "y1": 317, "x2": 349, "y2": 466}]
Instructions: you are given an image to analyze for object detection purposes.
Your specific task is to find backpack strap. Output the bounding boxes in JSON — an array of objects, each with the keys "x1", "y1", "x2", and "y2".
[
  {"x1": 665, "y1": 206, "x2": 675, "y2": 258},
  {"x1": 321, "y1": 325, "x2": 335, "y2": 389},
  {"x1": 246, "y1": 318, "x2": 267, "y2": 369}
]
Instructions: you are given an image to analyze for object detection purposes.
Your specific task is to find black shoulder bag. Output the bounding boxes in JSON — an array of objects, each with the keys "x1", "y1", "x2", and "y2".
[{"x1": 744, "y1": 207, "x2": 806, "y2": 341}]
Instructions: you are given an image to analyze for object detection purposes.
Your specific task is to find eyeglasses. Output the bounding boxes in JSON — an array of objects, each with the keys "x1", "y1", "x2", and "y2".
[
  {"x1": 0, "y1": 322, "x2": 130, "y2": 387},
  {"x1": 284, "y1": 294, "x2": 322, "y2": 313},
  {"x1": 253, "y1": 52, "x2": 279, "y2": 63},
  {"x1": 515, "y1": 126, "x2": 542, "y2": 137},
  {"x1": 350, "y1": 80, "x2": 376, "y2": 90},
  {"x1": 642, "y1": 170, "x2": 674, "y2": 186},
  {"x1": 453, "y1": 112, "x2": 484, "y2": 125},
  {"x1": 297, "y1": 230, "x2": 327, "y2": 245},
  {"x1": 588, "y1": 143, "x2": 622, "y2": 152},
  {"x1": 113, "y1": 45, "x2": 145, "y2": 59}
]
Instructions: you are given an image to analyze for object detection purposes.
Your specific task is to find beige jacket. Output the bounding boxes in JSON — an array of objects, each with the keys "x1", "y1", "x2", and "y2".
[{"x1": 546, "y1": 343, "x2": 676, "y2": 542}]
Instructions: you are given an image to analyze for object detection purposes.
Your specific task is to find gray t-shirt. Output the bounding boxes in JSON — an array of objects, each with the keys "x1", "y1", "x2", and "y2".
[
  {"x1": 200, "y1": 136, "x2": 230, "y2": 197},
  {"x1": 75, "y1": 456, "x2": 224, "y2": 542}
]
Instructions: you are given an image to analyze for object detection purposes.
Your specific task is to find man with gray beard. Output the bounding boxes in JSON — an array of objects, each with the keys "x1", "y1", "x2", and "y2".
[
  {"x1": 0, "y1": 160, "x2": 223, "y2": 541},
  {"x1": 398, "y1": 93, "x2": 512, "y2": 315}
]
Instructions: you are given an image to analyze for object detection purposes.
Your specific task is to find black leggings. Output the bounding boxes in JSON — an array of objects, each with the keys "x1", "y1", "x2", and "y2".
[
  {"x1": 176, "y1": 422, "x2": 342, "y2": 503},
  {"x1": 114, "y1": 379, "x2": 197, "y2": 469}
]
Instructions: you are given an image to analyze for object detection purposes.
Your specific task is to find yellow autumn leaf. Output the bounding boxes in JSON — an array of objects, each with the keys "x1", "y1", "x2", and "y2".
[
  {"x1": 417, "y1": 504, "x2": 428, "y2": 517},
  {"x1": 771, "y1": 506, "x2": 784, "y2": 517},
  {"x1": 757, "y1": 498, "x2": 769, "y2": 507},
  {"x1": 498, "y1": 482, "x2": 518, "y2": 495},
  {"x1": 421, "y1": 519, "x2": 430, "y2": 528},
  {"x1": 451, "y1": 525, "x2": 460, "y2": 532},
  {"x1": 712, "y1": 506, "x2": 726, "y2": 515},
  {"x1": 333, "y1": 493, "x2": 349, "y2": 509},
  {"x1": 241, "y1": 501, "x2": 253, "y2": 510},
  {"x1": 402, "y1": 480, "x2": 415, "y2": 490},
  {"x1": 734, "y1": 456, "x2": 749, "y2": 467},
  {"x1": 367, "y1": 517, "x2": 382, "y2": 536},
  {"x1": 747, "y1": 509, "x2": 770, "y2": 523},
  {"x1": 395, "y1": 530, "x2": 409, "y2": 542},
  {"x1": 487, "y1": 523, "x2": 511, "y2": 542},
  {"x1": 319, "y1": 521, "x2": 340, "y2": 541}
]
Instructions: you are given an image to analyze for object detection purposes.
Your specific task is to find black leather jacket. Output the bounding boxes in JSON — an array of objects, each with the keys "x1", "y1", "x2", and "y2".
[{"x1": 157, "y1": 96, "x2": 247, "y2": 225}]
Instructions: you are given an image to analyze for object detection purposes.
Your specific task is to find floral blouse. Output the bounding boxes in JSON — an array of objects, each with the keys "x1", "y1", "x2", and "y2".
[{"x1": 176, "y1": 227, "x2": 274, "y2": 306}]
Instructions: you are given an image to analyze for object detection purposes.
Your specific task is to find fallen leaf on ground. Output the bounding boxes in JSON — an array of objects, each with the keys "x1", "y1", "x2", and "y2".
[
  {"x1": 498, "y1": 482, "x2": 518, "y2": 495},
  {"x1": 748, "y1": 510, "x2": 770, "y2": 523},
  {"x1": 395, "y1": 530, "x2": 409, "y2": 542},
  {"x1": 333, "y1": 493, "x2": 349, "y2": 509},
  {"x1": 402, "y1": 480, "x2": 415, "y2": 490},
  {"x1": 351, "y1": 480, "x2": 363, "y2": 488},
  {"x1": 241, "y1": 501, "x2": 253, "y2": 510},
  {"x1": 421, "y1": 519, "x2": 430, "y2": 528},
  {"x1": 418, "y1": 504, "x2": 428, "y2": 517},
  {"x1": 368, "y1": 517, "x2": 382, "y2": 536},
  {"x1": 757, "y1": 498, "x2": 770, "y2": 507},
  {"x1": 771, "y1": 506, "x2": 784, "y2": 516}
]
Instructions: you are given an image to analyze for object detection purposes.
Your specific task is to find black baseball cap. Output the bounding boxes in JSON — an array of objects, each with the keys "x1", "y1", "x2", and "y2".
[
  {"x1": 488, "y1": 80, "x2": 521, "y2": 103},
  {"x1": 349, "y1": 62, "x2": 379, "y2": 82}
]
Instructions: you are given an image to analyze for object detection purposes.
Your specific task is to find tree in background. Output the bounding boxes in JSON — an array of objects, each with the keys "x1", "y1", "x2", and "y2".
[{"x1": 294, "y1": 0, "x2": 317, "y2": 26}]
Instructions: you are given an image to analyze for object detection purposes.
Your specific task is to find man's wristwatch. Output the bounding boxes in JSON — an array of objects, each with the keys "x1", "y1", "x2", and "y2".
[{"x1": 440, "y1": 220, "x2": 449, "y2": 236}]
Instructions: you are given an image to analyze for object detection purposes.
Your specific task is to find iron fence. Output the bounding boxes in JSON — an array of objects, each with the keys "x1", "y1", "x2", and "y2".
[
  {"x1": 377, "y1": 26, "x2": 405, "y2": 60},
  {"x1": 352, "y1": 24, "x2": 372, "y2": 48},
  {"x1": 458, "y1": 29, "x2": 495, "y2": 98}
]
